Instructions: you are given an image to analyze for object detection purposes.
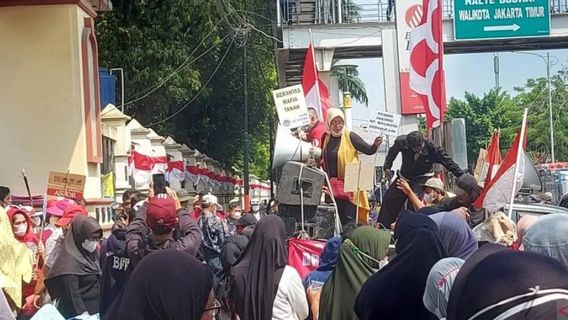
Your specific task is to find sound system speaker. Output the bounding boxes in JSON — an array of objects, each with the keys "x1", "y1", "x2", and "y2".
[
  {"x1": 277, "y1": 161, "x2": 325, "y2": 207},
  {"x1": 279, "y1": 203, "x2": 337, "y2": 239}
]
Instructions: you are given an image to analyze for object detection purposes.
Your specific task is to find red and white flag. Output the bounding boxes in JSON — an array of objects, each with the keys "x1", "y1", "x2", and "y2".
[
  {"x1": 302, "y1": 43, "x2": 330, "y2": 122},
  {"x1": 166, "y1": 160, "x2": 186, "y2": 183},
  {"x1": 128, "y1": 150, "x2": 168, "y2": 185},
  {"x1": 483, "y1": 130, "x2": 503, "y2": 186},
  {"x1": 409, "y1": 0, "x2": 446, "y2": 130},
  {"x1": 475, "y1": 118, "x2": 528, "y2": 213}
]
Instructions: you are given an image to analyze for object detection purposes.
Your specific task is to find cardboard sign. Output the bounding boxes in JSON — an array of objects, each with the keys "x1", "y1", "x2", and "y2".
[
  {"x1": 272, "y1": 85, "x2": 310, "y2": 129},
  {"x1": 368, "y1": 111, "x2": 402, "y2": 137},
  {"x1": 344, "y1": 161, "x2": 376, "y2": 192},
  {"x1": 46, "y1": 171, "x2": 85, "y2": 201}
]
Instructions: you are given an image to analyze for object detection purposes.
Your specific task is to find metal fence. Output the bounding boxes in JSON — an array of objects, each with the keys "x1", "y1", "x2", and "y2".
[{"x1": 278, "y1": 0, "x2": 568, "y2": 25}]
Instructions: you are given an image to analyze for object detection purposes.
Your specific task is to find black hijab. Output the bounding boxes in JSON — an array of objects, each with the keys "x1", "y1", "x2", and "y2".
[
  {"x1": 105, "y1": 250, "x2": 214, "y2": 320},
  {"x1": 230, "y1": 215, "x2": 288, "y2": 320},
  {"x1": 46, "y1": 215, "x2": 102, "y2": 279},
  {"x1": 355, "y1": 212, "x2": 447, "y2": 320},
  {"x1": 221, "y1": 234, "x2": 249, "y2": 272},
  {"x1": 447, "y1": 244, "x2": 568, "y2": 320}
]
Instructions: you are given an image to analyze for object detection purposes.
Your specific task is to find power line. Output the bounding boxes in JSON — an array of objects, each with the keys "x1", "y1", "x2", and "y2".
[
  {"x1": 145, "y1": 36, "x2": 236, "y2": 127},
  {"x1": 125, "y1": 33, "x2": 230, "y2": 107},
  {"x1": 124, "y1": 16, "x2": 230, "y2": 106}
]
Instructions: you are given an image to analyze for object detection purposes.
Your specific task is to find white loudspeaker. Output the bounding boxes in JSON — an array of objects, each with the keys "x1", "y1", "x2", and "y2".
[{"x1": 272, "y1": 126, "x2": 322, "y2": 170}]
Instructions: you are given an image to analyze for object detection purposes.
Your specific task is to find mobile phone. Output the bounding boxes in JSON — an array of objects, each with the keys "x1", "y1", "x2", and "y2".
[{"x1": 152, "y1": 174, "x2": 168, "y2": 195}]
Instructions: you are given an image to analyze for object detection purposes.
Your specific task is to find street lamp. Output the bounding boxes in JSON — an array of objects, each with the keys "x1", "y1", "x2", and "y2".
[{"x1": 509, "y1": 51, "x2": 557, "y2": 163}]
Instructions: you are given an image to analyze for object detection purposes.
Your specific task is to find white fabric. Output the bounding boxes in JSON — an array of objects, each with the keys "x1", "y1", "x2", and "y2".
[
  {"x1": 482, "y1": 154, "x2": 525, "y2": 213},
  {"x1": 0, "y1": 289, "x2": 15, "y2": 320},
  {"x1": 45, "y1": 227, "x2": 63, "y2": 264},
  {"x1": 272, "y1": 265, "x2": 309, "y2": 320}
]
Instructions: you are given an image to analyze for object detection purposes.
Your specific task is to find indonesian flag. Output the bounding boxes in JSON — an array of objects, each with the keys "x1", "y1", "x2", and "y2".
[
  {"x1": 483, "y1": 130, "x2": 503, "y2": 186},
  {"x1": 166, "y1": 160, "x2": 185, "y2": 183},
  {"x1": 128, "y1": 150, "x2": 168, "y2": 185},
  {"x1": 302, "y1": 43, "x2": 330, "y2": 121},
  {"x1": 475, "y1": 122, "x2": 528, "y2": 213},
  {"x1": 186, "y1": 165, "x2": 200, "y2": 183},
  {"x1": 409, "y1": 0, "x2": 446, "y2": 130}
]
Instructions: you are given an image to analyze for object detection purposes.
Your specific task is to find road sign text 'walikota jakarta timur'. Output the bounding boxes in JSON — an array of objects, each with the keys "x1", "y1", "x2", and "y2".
[{"x1": 454, "y1": 0, "x2": 550, "y2": 40}]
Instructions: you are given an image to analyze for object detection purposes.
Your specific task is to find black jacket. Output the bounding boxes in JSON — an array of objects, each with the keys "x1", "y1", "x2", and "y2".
[
  {"x1": 45, "y1": 274, "x2": 100, "y2": 318},
  {"x1": 384, "y1": 135, "x2": 464, "y2": 179},
  {"x1": 126, "y1": 203, "x2": 202, "y2": 267},
  {"x1": 99, "y1": 227, "x2": 132, "y2": 316}
]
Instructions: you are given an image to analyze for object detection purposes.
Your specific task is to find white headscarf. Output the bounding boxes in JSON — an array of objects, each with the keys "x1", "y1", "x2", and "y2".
[
  {"x1": 423, "y1": 257, "x2": 465, "y2": 319},
  {"x1": 325, "y1": 108, "x2": 345, "y2": 138}
]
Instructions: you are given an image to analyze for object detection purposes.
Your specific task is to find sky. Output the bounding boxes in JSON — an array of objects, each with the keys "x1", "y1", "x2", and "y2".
[{"x1": 348, "y1": 49, "x2": 568, "y2": 123}]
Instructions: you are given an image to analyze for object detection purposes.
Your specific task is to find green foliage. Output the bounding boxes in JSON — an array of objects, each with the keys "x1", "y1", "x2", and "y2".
[
  {"x1": 331, "y1": 65, "x2": 369, "y2": 106},
  {"x1": 446, "y1": 69, "x2": 568, "y2": 165},
  {"x1": 96, "y1": 0, "x2": 277, "y2": 179}
]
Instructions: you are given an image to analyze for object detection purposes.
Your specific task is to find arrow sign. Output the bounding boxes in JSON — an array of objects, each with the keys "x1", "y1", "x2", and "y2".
[{"x1": 483, "y1": 24, "x2": 521, "y2": 32}]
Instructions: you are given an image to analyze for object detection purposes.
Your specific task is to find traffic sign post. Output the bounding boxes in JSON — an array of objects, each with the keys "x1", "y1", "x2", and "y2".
[{"x1": 453, "y1": 0, "x2": 550, "y2": 41}]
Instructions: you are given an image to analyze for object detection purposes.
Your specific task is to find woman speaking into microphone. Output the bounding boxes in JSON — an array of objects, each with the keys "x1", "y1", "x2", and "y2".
[{"x1": 321, "y1": 108, "x2": 383, "y2": 228}]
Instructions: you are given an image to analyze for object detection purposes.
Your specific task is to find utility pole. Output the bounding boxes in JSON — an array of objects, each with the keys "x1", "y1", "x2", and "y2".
[
  {"x1": 547, "y1": 52, "x2": 555, "y2": 163},
  {"x1": 243, "y1": 40, "x2": 250, "y2": 211},
  {"x1": 493, "y1": 53, "x2": 499, "y2": 90}
]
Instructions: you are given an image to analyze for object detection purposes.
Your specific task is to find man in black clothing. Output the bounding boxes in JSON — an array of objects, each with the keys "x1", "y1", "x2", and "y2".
[
  {"x1": 422, "y1": 174, "x2": 487, "y2": 228},
  {"x1": 378, "y1": 131, "x2": 465, "y2": 228}
]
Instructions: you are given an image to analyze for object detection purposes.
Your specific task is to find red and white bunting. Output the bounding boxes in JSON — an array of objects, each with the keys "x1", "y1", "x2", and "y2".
[
  {"x1": 166, "y1": 160, "x2": 186, "y2": 183},
  {"x1": 128, "y1": 150, "x2": 168, "y2": 185}
]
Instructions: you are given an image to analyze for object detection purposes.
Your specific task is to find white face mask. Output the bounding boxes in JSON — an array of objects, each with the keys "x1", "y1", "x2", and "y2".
[
  {"x1": 230, "y1": 211, "x2": 242, "y2": 219},
  {"x1": 82, "y1": 240, "x2": 98, "y2": 253},
  {"x1": 423, "y1": 192, "x2": 436, "y2": 204},
  {"x1": 14, "y1": 224, "x2": 27, "y2": 237},
  {"x1": 251, "y1": 205, "x2": 260, "y2": 212}
]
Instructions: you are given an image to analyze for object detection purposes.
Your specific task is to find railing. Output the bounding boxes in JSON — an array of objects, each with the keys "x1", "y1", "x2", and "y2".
[{"x1": 277, "y1": 0, "x2": 568, "y2": 26}]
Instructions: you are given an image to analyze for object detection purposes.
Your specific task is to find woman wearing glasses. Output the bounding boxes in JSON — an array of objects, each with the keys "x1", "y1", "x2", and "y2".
[{"x1": 104, "y1": 250, "x2": 221, "y2": 320}]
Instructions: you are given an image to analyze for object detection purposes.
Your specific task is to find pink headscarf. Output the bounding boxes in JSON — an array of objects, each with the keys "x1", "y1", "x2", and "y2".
[{"x1": 516, "y1": 215, "x2": 539, "y2": 250}]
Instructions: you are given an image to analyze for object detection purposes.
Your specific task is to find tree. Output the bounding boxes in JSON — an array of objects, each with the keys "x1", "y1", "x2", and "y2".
[
  {"x1": 96, "y1": 0, "x2": 277, "y2": 179},
  {"x1": 331, "y1": 65, "x2": 369, "y2": 106},
  {"x1": 446, "y1": 70, "x2": 568, "y2": 166},
  {"x1": 446, "y1": 89, "x2": 521, "y2": 165}
]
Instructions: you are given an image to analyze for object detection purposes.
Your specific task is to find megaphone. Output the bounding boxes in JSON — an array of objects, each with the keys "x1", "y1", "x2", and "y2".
[{"x1": 272, "y1": 126, "x2": 322, "y2": 170}]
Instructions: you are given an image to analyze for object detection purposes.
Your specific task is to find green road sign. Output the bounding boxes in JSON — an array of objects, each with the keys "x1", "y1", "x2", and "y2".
[{"x1": 453, "y1": 0, "x2": 550, "y2": 41}]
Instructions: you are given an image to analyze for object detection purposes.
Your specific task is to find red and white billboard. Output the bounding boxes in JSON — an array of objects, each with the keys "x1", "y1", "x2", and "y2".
[{"x1": 396, "y1": 2, "x2": 426, "y2": 115}]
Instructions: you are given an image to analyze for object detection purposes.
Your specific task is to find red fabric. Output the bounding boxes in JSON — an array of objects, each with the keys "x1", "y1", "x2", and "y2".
[
  {"x1": 190, "y1": 208, "x2": 202, "y2": 221},
  {"x1": 6, "y1": 208, "x2": 38, "y2": 244},
  {"x1": 129, "y1": 150, "x2": 168, "y2": 170},
  {"x1": 302, "y1": 43, "x2": 330, "y2": 121},
  {"x1": 484, "y1": 130, "x2": 503, "y2": 186},
  {"x1": 409, "y1": 0, "x2": 446, "y2": 130},
  {"x1": 307, "y1": 121, "x2": 326, "y2": 147},
  {"x1": 55, "y1": 205, "x2": 89, "y2": 227},
  {"x1": 167, "y1": 160, "x2": 184, "y2": 172},
  {"x1": 475, "y1": 127, "x2": 527, "y2": 208},
  {"x1": 187, "y1": 165, "x2": 200, "y2": 175},
  {"x1": 288, "y1": 238, "x2": 326, "y2": 279}
]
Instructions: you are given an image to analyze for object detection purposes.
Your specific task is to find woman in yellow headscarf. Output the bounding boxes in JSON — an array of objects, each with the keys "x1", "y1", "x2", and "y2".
[
  {"x1": 322, "y1": 108, "x2": 383, "y2": 227},
  {"x1": 0, "y1": 206, "x2": 33, "y2": 314}
]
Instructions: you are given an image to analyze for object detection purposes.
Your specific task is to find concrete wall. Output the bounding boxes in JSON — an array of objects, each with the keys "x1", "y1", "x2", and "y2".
[{"x1": 0, "y1": 5, "x2": 101, "y2": 198}]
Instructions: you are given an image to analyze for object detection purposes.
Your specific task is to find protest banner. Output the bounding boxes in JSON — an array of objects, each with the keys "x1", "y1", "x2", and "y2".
[
  {"x1": 46, "y1": 171, "x2": 85, "y2": 201},
  {"x1": 367, "y1": 111, "x2": 402, "y2": 137},
  {"x1": 272, "y1": 84, "x2": 310, "y2": 129}
]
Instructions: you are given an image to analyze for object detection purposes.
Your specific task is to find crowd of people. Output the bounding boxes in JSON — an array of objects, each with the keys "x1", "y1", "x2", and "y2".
[
  {"x1": 1, "y1": 176, "x2": 567, "y2": 320},
  {"x1": 1, "y1": 108, "x2": 567, "y2": 319}
]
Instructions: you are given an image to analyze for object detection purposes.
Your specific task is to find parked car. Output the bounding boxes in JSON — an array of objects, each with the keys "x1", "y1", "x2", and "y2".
[{"x1": 502, "y1": 202, "x2": 568, "y2": 223}]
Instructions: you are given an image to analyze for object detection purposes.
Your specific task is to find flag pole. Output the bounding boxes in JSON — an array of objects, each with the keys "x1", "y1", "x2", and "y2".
[
  {"x1": 507, "y1": 108, "x2": 528, "y2": 219},
  {"x1": 308, "y1": 28, "x2": 323, "y2": 119}
]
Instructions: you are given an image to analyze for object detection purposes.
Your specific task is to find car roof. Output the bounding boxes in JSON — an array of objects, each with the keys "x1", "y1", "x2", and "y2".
[{"x1": 505, "y1": 202, "x2": 568, "y2": 214}]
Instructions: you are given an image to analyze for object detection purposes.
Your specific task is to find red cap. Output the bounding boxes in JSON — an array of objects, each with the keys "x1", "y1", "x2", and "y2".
[
  {"x1": 147, "y1": 198, "x2": 177, "y2": 231},
  {"x1": 55, "y1": 205, "x2": 89, "y2": 227}
]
